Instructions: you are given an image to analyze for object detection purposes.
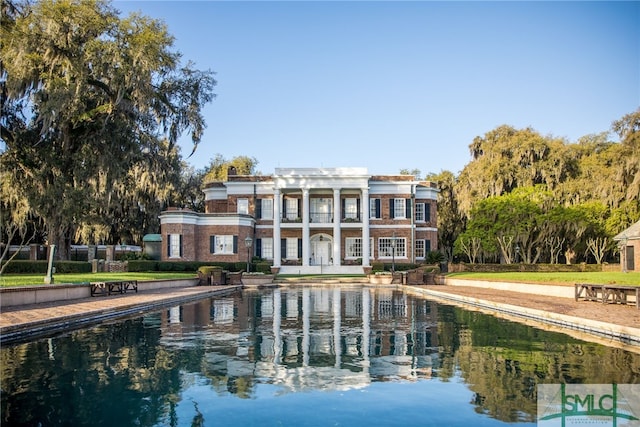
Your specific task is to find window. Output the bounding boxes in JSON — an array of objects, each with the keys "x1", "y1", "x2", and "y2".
[
  {"x1": 261, "y1": 237, "x2": 273, "y2": 259},
  {"x1": 168, "y1": 234, "x2": 182, "y2": 258},
  {"x1": 344, "y1": 198, "x2": 358, "y2": 220},
  {"x1": 393, "y1": 198, "x2": 406, "y2": 219},
  {"x1": 370, "y1": 198, "x2": 381, "y2": 219},
  {"x1": 311, "y1": 198, "x2": 332, "y2": 222},
  {"x1": 286, "y1": 237, "x2": 298, "y2": 259},
  {"x1": 415, "y1": 239, "x2": 425, "y2": 259},
  {"x1": 214, "y1": 235, "x2": 235, "y2": 254},
  {"x1": 345, "y1": 237, "x2": 362, "y2": 258},
  {"x1": 285, "y1": 198, "x2": 298, "y2": 220},
  {"x1": 378, "y1": 237, "x2": 406, "y2": 258},
  {"x1": 237, "y1": 198, "x2": 249, "y2": 215},
  {"x1": 415, "y1": 203, "x2": 425, "y2": 222},
  {"x1": 261, "y1": 199, "x2": 273, "y2": 220}
]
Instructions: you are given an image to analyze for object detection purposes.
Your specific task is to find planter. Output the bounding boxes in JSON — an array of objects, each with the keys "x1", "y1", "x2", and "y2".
[
  {"x1": 241, "y1": 274, "x2": 275, "y2": 287},
  {"x1": 369, "y1": 274, "x2": 393, "y2": 284}
]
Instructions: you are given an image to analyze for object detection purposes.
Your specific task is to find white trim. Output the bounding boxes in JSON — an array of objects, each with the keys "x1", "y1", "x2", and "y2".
[{"x1": 160, "y1": 212, "x2": 254, "y2": 227}]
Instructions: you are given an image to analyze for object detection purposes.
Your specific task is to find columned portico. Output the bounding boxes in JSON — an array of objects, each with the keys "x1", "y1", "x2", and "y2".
[{"x1": 333, "y1": 188, "x2": 341, "y2": 267}]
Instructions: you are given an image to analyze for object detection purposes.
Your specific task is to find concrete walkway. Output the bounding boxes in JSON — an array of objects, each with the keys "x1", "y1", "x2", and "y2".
[{"x1": 0, "y1": 285, "x2": 241, "y2": 344}]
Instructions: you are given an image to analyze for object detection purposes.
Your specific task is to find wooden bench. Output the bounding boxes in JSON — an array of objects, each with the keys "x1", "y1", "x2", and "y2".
[
  {"x1": 91, "y1": 280, "x2": 138, "y2": 297},
  {"x1": 575, "y1": 283, "x2": 638, "y2": 309}
]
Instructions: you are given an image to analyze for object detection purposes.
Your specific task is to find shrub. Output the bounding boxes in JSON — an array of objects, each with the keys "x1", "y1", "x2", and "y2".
[{"x1": 128, "y1": 260, "x2": 159, "y2": 272}]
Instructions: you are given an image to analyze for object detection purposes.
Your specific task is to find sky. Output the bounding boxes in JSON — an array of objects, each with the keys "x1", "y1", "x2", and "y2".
[{"x1": 115, "y1": 1, "x2": 639, "y2": 177}]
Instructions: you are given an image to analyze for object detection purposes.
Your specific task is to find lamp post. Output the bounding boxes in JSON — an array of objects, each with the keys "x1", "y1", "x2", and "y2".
[
  {"x1": 391, "y1": 232, "x2": 397, "y2": 273},
  {"x1": 244, "y1": 236, "x2": 253, "y2": 273},
  {"x1": 515, "y1": 245, "x2": 520, "y2": 264}
]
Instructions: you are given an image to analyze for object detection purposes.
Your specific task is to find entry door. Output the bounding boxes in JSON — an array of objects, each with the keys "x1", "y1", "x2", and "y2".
[
  {"x1": 311, "y1": 240, "x2": 331, "y2": 265},
  {"x1": 626, "y1": 246, "x2": 635, "y2": 271}
]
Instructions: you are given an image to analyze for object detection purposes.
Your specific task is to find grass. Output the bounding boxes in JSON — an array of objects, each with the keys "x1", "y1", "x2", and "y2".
[
  {"x1": 446, "y1": 271, "x2": 640, "y2": 286},
  {"x1": 0, "y1": 272, "x2": 197, "y2": 287}
]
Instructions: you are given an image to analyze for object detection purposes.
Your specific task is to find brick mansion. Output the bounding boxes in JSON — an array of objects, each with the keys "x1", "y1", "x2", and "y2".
[{"x1": 160, "y1": 167, "x2": 439, "y2": 274}]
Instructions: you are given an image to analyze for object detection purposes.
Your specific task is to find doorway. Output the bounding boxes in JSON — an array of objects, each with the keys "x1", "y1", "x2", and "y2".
[{"x1": 311, "y1": 234, "x2": 332, "y2": 265}]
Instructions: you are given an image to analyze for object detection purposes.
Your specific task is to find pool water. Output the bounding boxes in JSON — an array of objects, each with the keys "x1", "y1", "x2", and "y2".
[{"x1": 2, "y1": 286, "x2": 639, "y2": 426}]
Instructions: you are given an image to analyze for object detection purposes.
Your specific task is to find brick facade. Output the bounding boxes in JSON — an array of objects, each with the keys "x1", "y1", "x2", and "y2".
[{"x1": 160, "y1": 168, "x2": 439, "y2": 273}]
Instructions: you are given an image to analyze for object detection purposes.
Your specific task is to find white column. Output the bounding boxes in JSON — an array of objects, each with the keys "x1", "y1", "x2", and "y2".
[
  {"x1": 333, "y1": 287, "x2": 341, "y2": 368},
  {"x1": 333, "y1": 188, "x2": 341, "y2": 266},
  {"x1": 273, "y1": 188, "x2": 281, "y2": 268},
  {"x1": 302, "y1": 287, "x2": 310, "y2": 366},
  {"x1": 302, "y1": 188, "x2": 310, "y2": 266},
  {"x1": 361, "y1": 187, "x2": 370, "y2": 267},
  {"x1": 273, "y1": 288, "x2": 282, "y2": 365}
]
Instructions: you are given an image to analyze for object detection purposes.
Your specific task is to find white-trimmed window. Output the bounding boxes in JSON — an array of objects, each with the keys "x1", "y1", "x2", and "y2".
[
  {"x1": 345, "y1": 237, "x2": 362, "y2": 258},
  {"x1": 378, "y1": 237, "x2": 406, "y2": 258},
  {"x1": 415, "y1": 203, "x2": 426, "y2": 222},
  {"x1": 370, "y1": 198, "x2": 381, "y2": 219},
  {"x1": 344, "y1": 198, "x2": 358, "y2": 219},
  {"x1": 261, "y1": 198, "x2": 273, "y2": 220},
  {"x1": 394, "y1": 198, "x2": 406, "y2": 219},
  {"x1": 285, "y1": 198, "x2": 298, "y2": 220},
  {"x1": 345, "y1": 237, "x2": 374, "y2": 259},
  {"x1": 286, "y1": 237, "x2": 298, "y2": 259},
  {"x1": 214, "y1": 235, "x2": 235, "y2": 254},
  {"x1": 237, "y1": 198, "x2": 249, "y2": 215},
  {"x1": 415, "y1": 239, "x2": 426, "y2": 259},
  {"x1": 261, "y1": 237, "x2": 273, "y2": 259},
  {"x1": 168, "y1": 234, "x2": 182, "y2": 258}
]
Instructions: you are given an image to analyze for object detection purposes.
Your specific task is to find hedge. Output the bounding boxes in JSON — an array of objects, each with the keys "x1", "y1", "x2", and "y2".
[
  {"x1": 0, "y1": 260, "x2": 92, "y2": 274},
  {"x1": 448, "y1": 263, "x2": 604, "y2": 273}
]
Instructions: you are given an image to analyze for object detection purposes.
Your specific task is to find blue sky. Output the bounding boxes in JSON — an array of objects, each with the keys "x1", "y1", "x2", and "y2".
[{"x1": 116, "y1": 1, "x2": 639, "y2": 177}]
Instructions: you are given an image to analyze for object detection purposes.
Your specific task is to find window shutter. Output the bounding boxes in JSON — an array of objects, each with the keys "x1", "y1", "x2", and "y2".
[
  {"x1": 281, "y1": 239, "x2": 286, "y2": 259},
  {"x1": 256, "y1": 238, "x2": 262, "y2": 258},
  {"x1": 297, "y1": 239, "x2": 302, "y2": 258},
  {"x1": 390, "y1": 199, "x2": 395, "y2": 219},
  {"x1": 426, "y1": 240, "x2": 431, "y2": 253},
  {"x1": 179, "y1": 235, "x2": 183, "y2": 257},
  {"x1": 167, "y1": 235, "x2": 170, "y2": 257},
  {"x1": 425, "y1": 204, "x2": 431, "y2": 222},
  {"x1": 256, "y1": 199, "x2": 262, "y2": 219},
  {"x1": 297, "y1": 198, "x2": 301, "y2": 218},
  {"x1": 375, "y1": 199, "x2": 381, "y2": 218},
  {"x1": 282, "y1": 198, "x2": 286, "y2": 219},
  {"x1": 233, "y1": 236, "x2": 238, "y2": 254},
  {"x1": 356, "y1": 198, "x2": 361, "y2": 220},
  {"x1": 406, "y1": 198, "x2": 412, "y2": 219},
  {"x1": 210, "y1": 236, "x2": 215, "y2": 253},
  {"x1": 341, "y1": 198, "x2": 345, "y2": 219}
]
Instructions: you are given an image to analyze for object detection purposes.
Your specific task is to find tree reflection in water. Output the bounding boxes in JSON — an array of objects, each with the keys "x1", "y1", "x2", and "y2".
[{"x1": 2, "y1": 286, "x2": 639, "y2": 427}]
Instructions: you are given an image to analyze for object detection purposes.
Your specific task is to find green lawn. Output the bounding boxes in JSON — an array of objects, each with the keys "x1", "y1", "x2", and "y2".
[
  {"x1": 446, "y1": 271, "x2": 640, "y2": 286},
  {"x1": 0, "y1": 272, "x2": 197, "y2": 287}
]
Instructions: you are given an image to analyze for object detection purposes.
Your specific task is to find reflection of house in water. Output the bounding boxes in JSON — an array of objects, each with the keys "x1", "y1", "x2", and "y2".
[{"x1": 157, "y1": 287, "x2": 439, "y2": 393}]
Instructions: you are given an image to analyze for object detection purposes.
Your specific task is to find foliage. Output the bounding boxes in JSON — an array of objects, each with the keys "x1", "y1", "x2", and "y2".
[
  {"x1": 426, "y1": 170, "x2": 464, "y2": 261},
  {"x1": 0, "y1": 260, "x2": 91, "y2": 274},
  {"x1": 202, "y1": 154, "x2": 259, "y2": 183},
  {"x1": 0, "y1": 0, "x2": 216, "y2": 259}
]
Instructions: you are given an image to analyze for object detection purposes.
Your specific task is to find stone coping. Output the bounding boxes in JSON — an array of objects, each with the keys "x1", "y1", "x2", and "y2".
[{"x1": 408, "y1": 287, "x2": 640, "y2": 352}]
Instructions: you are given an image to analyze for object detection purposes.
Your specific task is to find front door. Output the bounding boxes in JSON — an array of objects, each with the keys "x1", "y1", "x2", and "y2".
[{"x1": 311, "y1": 235, "x2": 332, "y2": 265}]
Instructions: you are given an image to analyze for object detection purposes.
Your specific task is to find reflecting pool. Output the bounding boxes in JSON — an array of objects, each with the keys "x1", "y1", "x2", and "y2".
[{"x1": 2, "y1": 286, "x2": 639, "y2": 426}]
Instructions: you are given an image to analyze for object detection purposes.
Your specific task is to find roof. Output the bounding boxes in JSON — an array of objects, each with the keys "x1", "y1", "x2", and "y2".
[
  {"x1": 613, "y1": 220, "x2": 640, "y2": 241},
  {"x1": 142, "y1": 234, "x2": 162, "y2": 242}
]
